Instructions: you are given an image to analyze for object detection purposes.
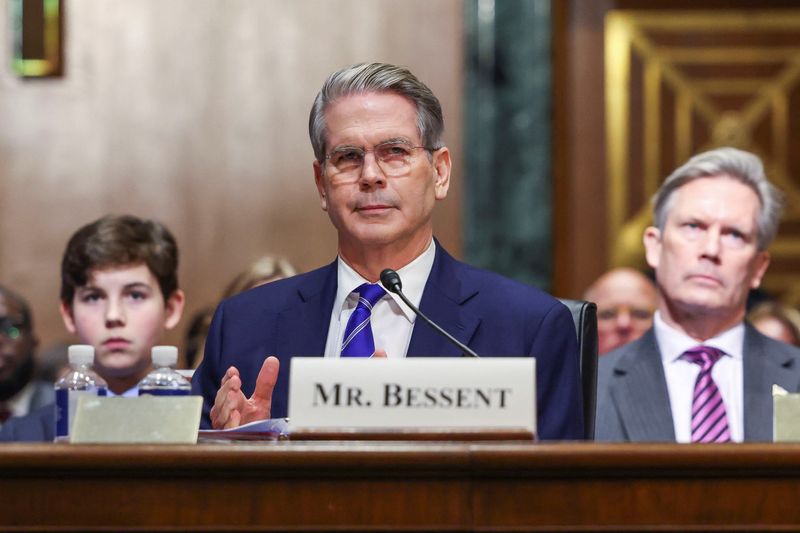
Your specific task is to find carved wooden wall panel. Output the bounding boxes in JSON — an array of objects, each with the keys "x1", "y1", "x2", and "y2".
[{"x1": 606, "y1": 10, "x2": 800, "y2": 303}]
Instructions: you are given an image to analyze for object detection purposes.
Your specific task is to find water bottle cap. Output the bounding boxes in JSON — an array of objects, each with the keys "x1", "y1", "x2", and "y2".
[
  {"x1": 68, "y1": 344, "x2": 94, "y2": 366},
  {"x1": 151, "y1": 345, "x2": 178, "y2": 367}
]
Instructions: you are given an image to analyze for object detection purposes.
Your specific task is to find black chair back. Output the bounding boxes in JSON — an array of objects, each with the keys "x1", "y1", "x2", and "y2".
[{"x1": 558, "y1": 299, "x2": 598, "y2": 440}]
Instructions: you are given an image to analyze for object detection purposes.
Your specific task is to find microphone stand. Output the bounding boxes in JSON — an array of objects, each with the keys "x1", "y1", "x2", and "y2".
[{"x1": 380, "y1": 269, "x2": 479, "y2": 358}]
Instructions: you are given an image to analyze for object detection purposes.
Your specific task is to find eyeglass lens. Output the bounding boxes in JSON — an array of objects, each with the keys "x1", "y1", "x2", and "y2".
[{"x1": 327, "y1": 141, "x2": 425, "y2": 177}]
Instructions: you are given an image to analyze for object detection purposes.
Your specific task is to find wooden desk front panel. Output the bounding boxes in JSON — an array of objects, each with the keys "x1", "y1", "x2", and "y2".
[{"x1": 3, "y1": 442, "x2": 800, "y2": 531}]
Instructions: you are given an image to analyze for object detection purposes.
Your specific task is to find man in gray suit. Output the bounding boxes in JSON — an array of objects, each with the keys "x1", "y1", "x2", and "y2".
[{"x1": 596, "y1": 147, "x2": 800, "y2": 442}]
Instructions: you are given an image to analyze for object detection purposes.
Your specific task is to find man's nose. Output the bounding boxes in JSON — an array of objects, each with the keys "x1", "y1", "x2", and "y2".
[
  {"x1": 358, "y1": 152, "x2": 387, "y2": 189},
  {"x1": 701, "y1": 227, "x2": 722, "y2": 259},
  {"x1": 615, "y1": 309, "x2": 633, "y2": 330}
]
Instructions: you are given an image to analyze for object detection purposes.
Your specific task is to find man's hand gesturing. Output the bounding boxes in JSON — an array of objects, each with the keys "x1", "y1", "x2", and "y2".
[{"x1": 209, "y1": 356, "x2": 280, "y2": 429}]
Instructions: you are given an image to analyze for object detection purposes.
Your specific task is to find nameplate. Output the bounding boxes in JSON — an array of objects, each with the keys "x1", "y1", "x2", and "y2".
[
  {"x1": 288, "y1": 357, "x2": 535, "y2": 434},
  {"x1": 70, "y1": 396, "x2": 203, "y2": 444}
]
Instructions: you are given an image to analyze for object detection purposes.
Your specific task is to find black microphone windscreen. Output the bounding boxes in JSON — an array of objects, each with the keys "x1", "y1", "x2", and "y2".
[{"x1": 380, "y1": 269, "x2": 402, "y2": 293}]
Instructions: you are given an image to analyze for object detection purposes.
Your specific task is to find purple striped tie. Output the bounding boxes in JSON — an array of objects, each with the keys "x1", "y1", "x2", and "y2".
[
  {"x1": 681, "y1": 346, "x2": 731, "y2": 443},
  {"x1": 341, "y1": 283, "x2": 386, "y2": 357}
]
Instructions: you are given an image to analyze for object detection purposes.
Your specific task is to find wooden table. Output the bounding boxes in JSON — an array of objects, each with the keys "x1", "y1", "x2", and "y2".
[{"x1": 3, "y1": 441, "x2": 800, "y2": 531}]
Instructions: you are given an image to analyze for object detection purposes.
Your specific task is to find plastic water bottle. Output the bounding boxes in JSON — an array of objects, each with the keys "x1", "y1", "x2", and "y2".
[
  {"x1": 54, "y1": 345, "x2": 108, "y2": 442},
  {"x1": 138, "y1": 346, "x2": 191, "y2": 396}
]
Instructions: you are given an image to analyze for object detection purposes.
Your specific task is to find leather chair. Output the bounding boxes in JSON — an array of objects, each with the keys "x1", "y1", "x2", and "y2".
[{"x1": 558, "y1": 299, "x2": 598, "y2": 440}]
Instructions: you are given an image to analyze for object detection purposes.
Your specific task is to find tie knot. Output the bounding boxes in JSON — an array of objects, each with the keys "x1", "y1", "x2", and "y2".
[
  {"x1": 354, "y1": 283, "x2": 386, "y2": 309},
  {"x1": 681, "y1": 345, "x2": 725, "y2": 370}
]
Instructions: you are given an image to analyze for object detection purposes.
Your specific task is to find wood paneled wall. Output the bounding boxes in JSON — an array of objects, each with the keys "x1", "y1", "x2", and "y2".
[
  {"x1": 554, "y1": 0, "x2": 800, "y2": 300},
  {"x1": 0, "y1": 0, "x2": 464, "y2": 354}
]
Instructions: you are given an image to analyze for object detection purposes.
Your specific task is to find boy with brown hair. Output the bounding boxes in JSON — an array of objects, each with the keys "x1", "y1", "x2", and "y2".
[{"x1": 0, "y1": 214, "x2": 185, "y2": 441}]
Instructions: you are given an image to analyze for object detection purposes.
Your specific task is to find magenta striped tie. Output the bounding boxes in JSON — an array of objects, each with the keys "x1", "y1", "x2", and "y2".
[{"x1": 681, "y1": 346, "x2": 731, "y2": 443}]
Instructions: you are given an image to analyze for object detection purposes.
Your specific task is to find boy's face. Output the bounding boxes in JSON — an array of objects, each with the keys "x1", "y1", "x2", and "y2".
[{"x1": 59, "y1": 263, "x2": 184, "y2": 382}]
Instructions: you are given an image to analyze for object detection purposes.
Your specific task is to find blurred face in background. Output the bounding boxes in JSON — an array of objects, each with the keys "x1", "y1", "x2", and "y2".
[
  {"x1": 0, "y1": 292, "x2": 37, "y2": 401},
  {"x1": 747, "y1": 302, "x2": 800, "y2": 347},
  {"x1": 584, "y1": 268, "x2": 658, "y2": 354},
  {"x1": 751, "y1": 315, "x2": 799, "y2": 346}
]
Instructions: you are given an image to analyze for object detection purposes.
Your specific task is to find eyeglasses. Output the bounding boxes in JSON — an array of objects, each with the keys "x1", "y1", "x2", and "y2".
[
  {"x1": 324, "y1": 140, "x2": 433, "y2": 179},
  {"x1": 597, "y1": 308, "x2": 654, "y2": 322},
  {"x1": 0, "y1": 317, "x2": 24, "y2": 341}
]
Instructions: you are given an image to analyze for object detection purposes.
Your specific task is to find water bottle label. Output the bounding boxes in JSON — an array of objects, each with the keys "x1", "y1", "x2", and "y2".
[
  {"x1": 138, "y1": 389, "x2": 191, "y2": 396},
  {"x1": 54, "y1": 387, "x2": 107, "y2": 439},
  {"x1": 55, "y1": 389, "x2": 69, "y2": 438}
]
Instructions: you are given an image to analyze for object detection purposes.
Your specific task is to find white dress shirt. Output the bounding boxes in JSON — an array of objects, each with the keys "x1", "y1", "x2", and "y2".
[
  {"x1": 654, "y1": 311, "x2": 744, "y2": 443},
  {"x1": 323, "y1": 239, "x2": 436, "y2": 359},
  {"x1": 8, "y1": 381, "x2": 38, "y2": 417},
  {"x1": 107, "y1": 387, "x2": 140, "y2": 398}
]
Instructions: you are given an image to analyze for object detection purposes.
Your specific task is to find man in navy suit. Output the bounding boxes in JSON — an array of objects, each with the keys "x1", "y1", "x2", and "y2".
[{"x1": 193, "y1": 62, "x2": 583, "y2": 440}]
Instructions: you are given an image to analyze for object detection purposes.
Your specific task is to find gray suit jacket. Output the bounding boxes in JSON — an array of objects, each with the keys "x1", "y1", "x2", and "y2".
[{"x1": 596, "y1": 324, "x2": 800, "y2": 442}]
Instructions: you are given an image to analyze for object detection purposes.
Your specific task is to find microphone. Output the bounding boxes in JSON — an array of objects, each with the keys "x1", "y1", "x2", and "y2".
[{"x1": 380, "y1": 269, "x2": 479, "y2": 358}]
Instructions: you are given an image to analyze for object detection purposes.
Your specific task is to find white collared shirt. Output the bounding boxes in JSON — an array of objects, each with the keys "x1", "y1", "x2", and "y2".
[
  {"x1": 323, "y1": 239, "x2": 436, "y2": 359},
  {"x1": 8, "y1": 381, "x2": 38, "y2": 417},
  {"x1": 654, "y1": 311, "x2": 744, "y2": 443},
  {"x1": 107, "y1": 387, "x2": 139, "y2": 398}
]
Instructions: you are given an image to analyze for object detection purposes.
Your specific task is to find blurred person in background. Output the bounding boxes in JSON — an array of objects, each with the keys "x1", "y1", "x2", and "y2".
[
  {"x1": 0, "y1": 286, "x2": 53, "y2": 426},
  {"x1": 183, "y1": 255, "x2": 296, "y2": 369},
  {"x1": 583, "y1": 267, "x2": 658, "y2": 355},
  {"x1": 747, "y1": 301, "x2": 800, "y2": 346},
  {"x1": 35, "y1": 342, "x2": 71, "y2": 384}
]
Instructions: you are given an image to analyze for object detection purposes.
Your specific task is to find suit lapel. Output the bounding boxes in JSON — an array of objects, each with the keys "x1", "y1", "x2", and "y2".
[
  {"x1": 610, "y1": 330, "x2": 676, "y2": 441},
  {"x1": 276, "y1": 261, "x2": 337, "y2": 358},
  {"x1": 743, "y1": 325, "x2": 796, "y2": 441},
  {"x1": 407, "y1": 244, "x2": 480, "y2": 357}
]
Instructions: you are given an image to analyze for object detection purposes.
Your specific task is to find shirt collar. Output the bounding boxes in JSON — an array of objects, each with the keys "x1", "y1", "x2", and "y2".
[
  {"x1": 7, "y1": 381, "x2": 36, "y2": 416},
  {"x1": 334, "y1": 239, "x2": 436, "y2": 323},
  {"x1": 107, "y1": 387, "x2": 139, "y2": 398},
  {"x1": 653, "y1": 311, "x2": 744, "y2": 364}
]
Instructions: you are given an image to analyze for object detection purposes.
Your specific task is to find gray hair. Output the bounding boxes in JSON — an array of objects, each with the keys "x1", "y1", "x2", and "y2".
[
  {"x1": 308, "y1": 62, "x2": 445, "y2": 162},
  {"x1": 652, "y1": 147, "x2": 785, "y2": 250}
]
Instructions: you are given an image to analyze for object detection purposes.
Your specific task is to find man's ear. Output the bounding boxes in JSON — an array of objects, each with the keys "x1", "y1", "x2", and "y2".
[
  {"x1": 749, "y1": 250, "x2": 771, "y2": 289},
  {"x1": 643, "y1": 226, "x2": 662, "y2": 270},
  {"x1": 432, "y1": 147, "x2": 451, "y2": 201},
  {"x1": 313, "y1": 160, "x2": 328, "y2": 212},
  {"x1": 164, "y1": 289, "x2": 186, "y2": 331},
  {"x1": 59, "y1": 301, "x2": 77, "y2": 335}
]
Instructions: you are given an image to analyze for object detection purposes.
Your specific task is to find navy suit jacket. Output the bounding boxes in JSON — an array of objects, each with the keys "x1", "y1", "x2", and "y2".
[
  {"x1": 0, "y1": 404, "x2": 54, "y2": 442},
  {"x1": 192, "y1": 244, "x2": 584, "y2": 440}
]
